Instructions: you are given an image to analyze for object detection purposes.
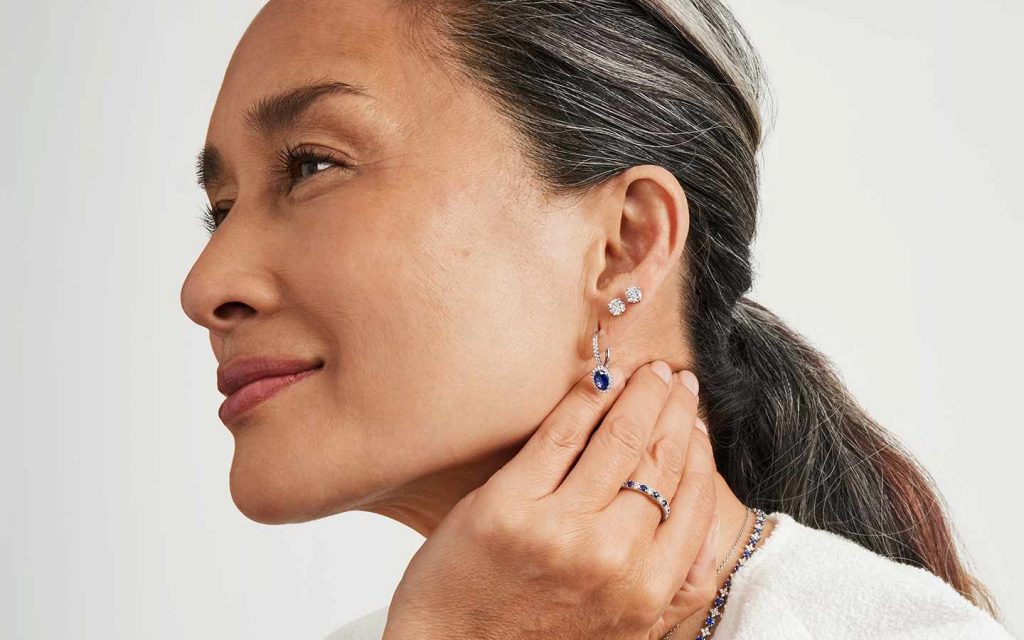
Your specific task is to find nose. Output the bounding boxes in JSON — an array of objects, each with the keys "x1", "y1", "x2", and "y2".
[{"x1": 180, "y1": 224, "x2": 280, "y2": 335}]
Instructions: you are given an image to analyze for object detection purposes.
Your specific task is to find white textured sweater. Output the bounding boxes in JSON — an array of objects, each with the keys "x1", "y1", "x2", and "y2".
[{"x1": 324, "y1": 511, "x2": 1015, "y2": 639}]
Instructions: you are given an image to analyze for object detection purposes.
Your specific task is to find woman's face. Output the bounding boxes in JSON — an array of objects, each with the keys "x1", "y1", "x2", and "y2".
[{"x1": 180, "y1": 0, "x2": 612, "y2": 527}]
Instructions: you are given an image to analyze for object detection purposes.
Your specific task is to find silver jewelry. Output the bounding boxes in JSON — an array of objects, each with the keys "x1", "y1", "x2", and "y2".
[
  {"x1": 716, "y1": 507, "x2": 750, "y2": 575},
  {"x1": 596, "y1": 287, "x2": 641, "y2": 389},
  {"x1": 619, "y1": 479, "x2": 671, "y2": 521},
  {"x1": 591, "y1": 329, "x2": 613, "y2": 392},
  {"x1": 608, "y1": 285, "x2": 642, "y2": 316},
  {"x1": 660, "y1": 507, "x2": 768, "y2": 640}
]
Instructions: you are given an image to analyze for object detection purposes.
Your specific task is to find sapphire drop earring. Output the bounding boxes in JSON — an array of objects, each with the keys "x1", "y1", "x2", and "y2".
[{"x1": 592, "y1": 329, "x2": 613, "y2": 393}]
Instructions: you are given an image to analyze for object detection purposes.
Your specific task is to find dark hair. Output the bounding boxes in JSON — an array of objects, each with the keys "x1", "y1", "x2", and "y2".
[{"x1": 398, "y1": 0, "x2": 998, "y2": 617}]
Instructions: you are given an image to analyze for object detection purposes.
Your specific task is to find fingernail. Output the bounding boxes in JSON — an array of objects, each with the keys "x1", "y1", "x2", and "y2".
[
  {"x1": 709, "y1": 513, "x2": 721, "y2": 548},
  {"x1": 651, "y1": 360, "x2": 672, "y2": 385},
  {"x1": 695, "y1": 416, "x2": 708, "y2": 434},
  {"x1": 678, "y1": 370, "x2": 699, "y2": 395},
  {"x1": 696, "y1": 513, "x2": 720, "y2": 570}
]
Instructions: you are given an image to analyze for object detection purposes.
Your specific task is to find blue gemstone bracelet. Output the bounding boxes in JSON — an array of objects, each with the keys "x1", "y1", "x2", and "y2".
[
  {"x1": 660, "y1": 507, "x2": 768, "y2": 639},
  {"x1": 693, "y1": 507, "x2": 767, "y2": 639}
]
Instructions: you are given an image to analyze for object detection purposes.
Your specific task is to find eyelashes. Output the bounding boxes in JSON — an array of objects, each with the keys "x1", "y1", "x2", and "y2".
[
  {"x1": 199, "y1": 202, "x2": 223, "y2": 236},
  {"x1": 198, "y1": 143, "x2": 353, "y2": 236},
  {"x1": 271, "y1": 142, "x2": 351, "y2": 193}
]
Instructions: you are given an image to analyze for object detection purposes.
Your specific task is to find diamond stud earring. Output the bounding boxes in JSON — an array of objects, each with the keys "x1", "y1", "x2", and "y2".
[
  {"x1": 608, "y1": 286, "x2": 642, "y2": 316},
  {"x1": 608, "y1": 298, "x2": 626, "y2": 316}
]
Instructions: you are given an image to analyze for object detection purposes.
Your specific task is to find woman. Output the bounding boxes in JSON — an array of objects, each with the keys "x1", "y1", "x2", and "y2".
[{"x1": 180, "y1": 0, "x2": 1012, "y2": 638}]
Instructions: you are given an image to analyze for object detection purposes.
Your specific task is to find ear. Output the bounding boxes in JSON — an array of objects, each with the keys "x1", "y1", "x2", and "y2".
[{"x1": 585, "y1": 164, "x2": 689, "y2": 336}]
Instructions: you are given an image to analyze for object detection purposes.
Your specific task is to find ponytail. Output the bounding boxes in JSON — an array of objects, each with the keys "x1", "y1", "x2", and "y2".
[{"x1": 696, "y1": 295, "x2": 998, "y2": 615}]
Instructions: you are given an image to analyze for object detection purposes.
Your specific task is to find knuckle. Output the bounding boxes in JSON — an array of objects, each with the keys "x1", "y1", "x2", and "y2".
[
  {"x1": 525, "y1": 529, "x2": 566, "y2": 567},
  {"x1": 589, "y1": 543, "x2": 633, "y2": 579},
  {"x1": 631, "y1": 587, "x2": 665, "y2": 626},
  {"x1": 575, "y1": 383, "x2": 608, "y2": 416},
  {"x1": 540, "y1": 420, "x2": 587, "y2": 453},
  {"x1": 476, "y1": 499, "x2": 526, "y2": 542},
  {"x1": 534, "y1": 516, "x2": 573, "y2": 553},
  {"x1": 618, "y1": 582, "x2": 662, "y2": 629},
  {"x1": 524, "y1": 506, "x2": 584, "y2": 570},
  {"x1": 649, "y1": 434, "x2": 686, "y2": 477},
  {"x1": 602, "y1": 414, "x2": 646, "y2": 456}
]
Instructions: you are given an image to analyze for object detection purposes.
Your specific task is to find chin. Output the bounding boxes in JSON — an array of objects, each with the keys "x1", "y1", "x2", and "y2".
[
  {"x1": 226, "y1": 448, "x2": 333, "y2": 525},
  {"x1": 225, "y1": 437, "x2": 378, "y2": 525},
  {"x1": 227, "y1": 462, "x2": 306, "y2": 524}
]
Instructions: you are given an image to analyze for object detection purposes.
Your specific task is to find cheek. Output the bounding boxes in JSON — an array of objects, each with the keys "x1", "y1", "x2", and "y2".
[
  {"x1": 301, "y1": 186, "x2": 579, "y2": 443},
  {"x1": 294, "y1": 191, "x2": 527, "y2": 452}
]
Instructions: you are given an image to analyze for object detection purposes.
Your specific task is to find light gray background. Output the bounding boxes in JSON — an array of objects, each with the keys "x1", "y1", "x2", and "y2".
[{"x1": 2, "y1": 1, "x2": 1021, "y2": 637}]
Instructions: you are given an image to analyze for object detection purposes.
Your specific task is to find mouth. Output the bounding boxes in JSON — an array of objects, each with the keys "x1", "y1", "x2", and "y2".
[{"x1": 217, "y1": 357, "x2": 324, "y2": 425}]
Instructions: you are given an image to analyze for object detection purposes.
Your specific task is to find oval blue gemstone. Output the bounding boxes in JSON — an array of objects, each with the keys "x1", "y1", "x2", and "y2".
[{"x1": 593, "y1": 370, "x2": 610, "y2": 390}]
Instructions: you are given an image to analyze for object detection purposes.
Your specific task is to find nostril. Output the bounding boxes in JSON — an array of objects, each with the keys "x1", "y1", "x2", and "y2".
[{"x1": 213, "y1": 300, "x2": 256, "y2": 322}]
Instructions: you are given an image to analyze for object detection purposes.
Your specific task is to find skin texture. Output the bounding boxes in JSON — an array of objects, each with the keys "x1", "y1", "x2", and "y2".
[{"x1": 180, "y1": 0, "x2": 774, "y2": 637}]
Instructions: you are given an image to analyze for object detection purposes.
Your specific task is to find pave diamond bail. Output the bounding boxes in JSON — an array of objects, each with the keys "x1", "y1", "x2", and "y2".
[
  {"x1": 591, "y1": 329, "x2": 613, "y2": 393},
  {"x1": 625, "y1": 286, "x2": 642, "y2": 304}
]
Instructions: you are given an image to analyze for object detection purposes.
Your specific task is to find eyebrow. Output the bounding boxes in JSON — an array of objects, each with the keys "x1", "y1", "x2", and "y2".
[{"x1": 195, "y1": 79, "x2": 369, "y2": 191}]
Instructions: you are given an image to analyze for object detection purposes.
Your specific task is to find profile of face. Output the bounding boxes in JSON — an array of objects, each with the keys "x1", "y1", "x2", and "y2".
[{"x1": 180, "y1": 0, "x2": 689, "y2": 530}]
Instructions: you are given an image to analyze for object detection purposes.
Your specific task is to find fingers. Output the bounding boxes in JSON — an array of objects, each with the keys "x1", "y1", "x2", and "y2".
[
  {"x1": 554, "y1": 361, "x2": 675, "y2": 513},
  {"x1": 491, "y1": 362, "x2": 629, "y2": 500},
  {"x1": 653, "y1": 513, "x2": 720, "y2": 635},
  {"x1": 685, "y1": 512, "x2": 720, "y2": 588},
  {"x1": 651, "y1": 414, "x2": 718, "y2": 592},
  {"x1": 606, "y1": 369, "x2": 700, "y2": 533}
]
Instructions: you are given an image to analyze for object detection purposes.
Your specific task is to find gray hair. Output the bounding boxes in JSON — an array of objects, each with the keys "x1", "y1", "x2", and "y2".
[{"x1": 398, "y1": 0, "x2": 998, "y2": 616}]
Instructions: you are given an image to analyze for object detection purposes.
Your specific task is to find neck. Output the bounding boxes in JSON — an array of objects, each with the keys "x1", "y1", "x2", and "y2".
[{"x1": 370, "y1": 449, "x2": 764, "y2": 636}]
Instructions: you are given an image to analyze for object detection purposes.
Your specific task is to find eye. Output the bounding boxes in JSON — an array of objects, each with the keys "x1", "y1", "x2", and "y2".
[
  {"x1": 199, "y1": 202, "x2": 229, "y2": 235},
  {"x1": 274, "y1": 143, "x2": 352, "y2": 192},
  {"x1": 196, "y1": 144, "x2": 352, "y2": 236}
]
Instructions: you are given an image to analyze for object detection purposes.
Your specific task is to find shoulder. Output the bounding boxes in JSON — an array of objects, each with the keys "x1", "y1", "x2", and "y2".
[
  {"x1": 322, "y1": 604, "x2": 389, "y2": 640},
  {"x1": 715, "y1": 512, "x2": 1012, "y2": 639}
]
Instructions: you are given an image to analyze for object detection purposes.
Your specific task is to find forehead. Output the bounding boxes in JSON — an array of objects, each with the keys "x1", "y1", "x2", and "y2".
[{"x1": 207, "y1": 0, "x2": 447, "y2": 144}]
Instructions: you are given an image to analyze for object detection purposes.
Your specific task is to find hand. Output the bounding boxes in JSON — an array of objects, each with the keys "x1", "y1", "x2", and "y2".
[{"x1": 383, "y1": 360, "x2": 720, "y2": 640}]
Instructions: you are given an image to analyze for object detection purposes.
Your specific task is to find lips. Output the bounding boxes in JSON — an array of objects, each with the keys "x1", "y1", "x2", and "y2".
[{"x1": 216, "y1": 357, "x2": 323, "y2": 424}]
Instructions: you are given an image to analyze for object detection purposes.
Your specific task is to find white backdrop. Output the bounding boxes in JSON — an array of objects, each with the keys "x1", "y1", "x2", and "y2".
[{"x1": 2, "y1": 1, "x2": 1021, "y2": 637}]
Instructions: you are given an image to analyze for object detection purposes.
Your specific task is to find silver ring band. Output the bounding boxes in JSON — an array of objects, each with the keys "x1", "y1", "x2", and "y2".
[{"x1": 620, "y1": 480, "x2": 671, "y2": 521}]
